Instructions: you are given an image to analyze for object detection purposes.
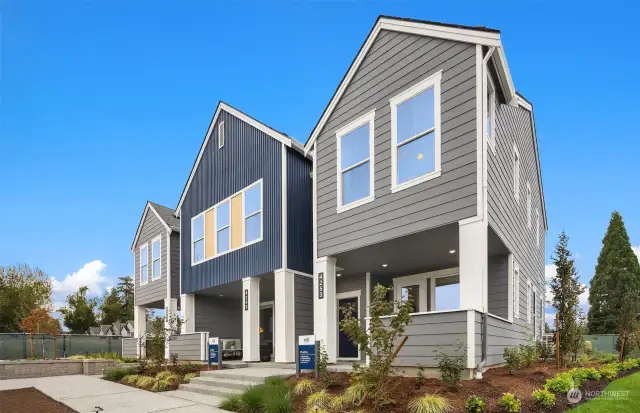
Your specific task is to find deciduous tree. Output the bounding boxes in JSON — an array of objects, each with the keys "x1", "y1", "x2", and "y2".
[
  {"x1": 59, "y1": 286, "x2": 98, "y2": 333},
  {"x1": 20, "y1": 308, "x2": 60, "y2": 358},
  {"x1": 99, "y1": 287, "x2": 123, "y2": 325},
  {"x1": 0, "y1": 264, "x2": 52, "y2": 333}
]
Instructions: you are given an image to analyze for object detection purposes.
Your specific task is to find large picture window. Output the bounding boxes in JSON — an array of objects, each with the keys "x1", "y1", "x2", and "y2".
[
  {"x1": 151, "y1": 237, "x2": 161, "y2": 280},
  {"x1": 336, "y1": 111, "x2": 375, "y2": 212},
  {"x1": 140, "y1": 245, "x2": 149, "y2": 285},
  {"x1": 390, "y1": 71, "x2": 442, "y2": 192}
]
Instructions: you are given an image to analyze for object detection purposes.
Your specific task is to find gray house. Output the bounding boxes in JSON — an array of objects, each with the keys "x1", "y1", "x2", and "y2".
[
  {"x1": 305, "y1": 16, "x2": 546, "y2": 377},
  {"x1": 130, "y1": 201, "x2": 181, "y2": 357}
]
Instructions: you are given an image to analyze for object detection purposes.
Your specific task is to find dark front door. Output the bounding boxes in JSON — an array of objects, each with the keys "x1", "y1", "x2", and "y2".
[{"x1": 338, "y1": 297, "x2": 359, "y2": 358}]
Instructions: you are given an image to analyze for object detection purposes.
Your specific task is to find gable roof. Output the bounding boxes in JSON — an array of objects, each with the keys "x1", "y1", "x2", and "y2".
[
  {"x1": 174, "y1": 101, "x2": 308, "y2": 216},
  {"x1": 130, "y1": 201, "x2": 178, "y2": 250},
  {"x1": 88, "y1": 326, "x2": 101, "y2": 335},
  {"x1": 304, "y1": 15, "x2": 515, "y2": 153}
]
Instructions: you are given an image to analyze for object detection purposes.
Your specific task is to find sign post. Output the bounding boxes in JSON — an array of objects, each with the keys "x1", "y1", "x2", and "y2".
[
  {"x1": 208, "y1": 337, "x2": 221, "y2": 370},
  {"x1": 298, "y1": 335, "x2": 316, "y2": 374}
]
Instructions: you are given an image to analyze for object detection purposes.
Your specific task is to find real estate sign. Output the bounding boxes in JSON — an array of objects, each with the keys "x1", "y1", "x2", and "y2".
[
  {"x1": 208, "y1": 337, "x2": 219, "y2": 365},
  {"x1": 298, "y1": 335, "x2": 316, "y2": 370}
]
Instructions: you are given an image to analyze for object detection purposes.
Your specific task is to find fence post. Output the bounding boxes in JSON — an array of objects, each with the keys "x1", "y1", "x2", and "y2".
[{"x1": 22, "y1": 334, "x2": 27, "y2": 359}]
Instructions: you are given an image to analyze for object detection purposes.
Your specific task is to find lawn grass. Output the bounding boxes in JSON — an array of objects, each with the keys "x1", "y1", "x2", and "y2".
[{"x1": 569, "y1": 372, "x2": 640, "y2": 412}]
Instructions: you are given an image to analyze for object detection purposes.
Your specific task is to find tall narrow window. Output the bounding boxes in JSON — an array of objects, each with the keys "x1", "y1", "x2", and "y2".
[
  {"x1": 513, "y1": 263, "x2": 520, "y2": 319},
  {"x1": 513, "y1": 144, "x2": 520, "y2": 202},
  {"x1": 336, "y1": 111, "x2": 375, "y2": 211},
  {"x1": 218, "y1": 121, "x2": 225, "y2": 149},
  {"x1": 486, "y1": 74, "x2": 496, "y2": 149},
  {"x1": 527, "y1": 279, "x2": 532, "y2": 323},
  {"x1": 151, "y1": 237, "x2": 161, "y2": 280},
  {"x1": 400, "y1": 285, "x2": 419, "y2": 313},
  {"x1": 244, "y1": 182, "x2": 262, "y2": 243},
  {"x1": 526, "y1": 182, "x2": 532, "y2": 229},
  {"x1": 536, "y1": 208, "x2": 540, "y2": 248},
  {"x1": 533, "y1": 290, "x2": 538, "y2": 338},
  {"x1": 192, "y1": 214, "x2": 205, "y2": 263},
  {"x1": 140, "y1": 245, "x2": 149, "y2": 285},
  {"x1": 390, "y1": 71, "x2": 442, "y2": 192},
  {"x1": 216, "y1": 200, "x2": 230, "y2": 254}
]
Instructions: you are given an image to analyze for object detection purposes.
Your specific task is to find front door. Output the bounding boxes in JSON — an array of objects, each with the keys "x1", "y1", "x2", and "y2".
[{"x1": 338, "y1": 297, "x2": 359, "y2": 359}]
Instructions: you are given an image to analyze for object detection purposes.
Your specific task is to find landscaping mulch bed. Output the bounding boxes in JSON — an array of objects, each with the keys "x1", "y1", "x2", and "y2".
[
  {"x1": 0, "y1": 387, "x2": 77, "y2": 413},
  {"x1": 288, "y1": 362, "x2": 640, "y2": 413}
]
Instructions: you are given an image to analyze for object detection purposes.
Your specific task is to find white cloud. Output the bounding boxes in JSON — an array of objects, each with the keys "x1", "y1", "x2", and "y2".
[
  {"x1": 51, "y1": 260, "x2": 113, "y2": 303},
  {"x1": 543, "y1": 264, "x2": 590, "y2": 313},
  {"x1": 545, "y1": 312, "x2": 556, "y2": 326},
  {"x1": 579, "y1": 284, "x2": 589, "y2": 313},
  {"x1": 632, "y1": 245, "x2": 640, "y2": 261}
]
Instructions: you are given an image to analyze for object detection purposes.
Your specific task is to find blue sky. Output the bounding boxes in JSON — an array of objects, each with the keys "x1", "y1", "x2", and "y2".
[{"x1": 2, "y1": 1, "x2": 639, "y2": 320}]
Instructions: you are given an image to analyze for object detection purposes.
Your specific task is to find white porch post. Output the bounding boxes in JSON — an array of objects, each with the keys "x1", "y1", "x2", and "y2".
[
  {"x1": 274, "y1": 269, "x2": 295, "y2": 363},
  {"x1": 180, "y1": 294, "x2": 195, "y2": 334},
  {"x1": 242, "y1": 277, "x2": 261, "y2": 362},
  {"x1": 134, "y1": 305, "x2": 146, "y2": 358},
  {"x1": 164, "y1": 297, "x2": 178, "y2": 359},
  {"x1": 314, "y1": 256, "x2": 337, "y2": 363}
]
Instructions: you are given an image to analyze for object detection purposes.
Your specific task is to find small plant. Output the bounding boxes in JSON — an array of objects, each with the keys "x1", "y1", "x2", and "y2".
[
  {"x1": 571, "y1": 367, "x2": 600, "y2": 382},
  {"x1": 306, "y1": 390, "x2": 332, "y2": 410},
  {"x1": 503, "y1": 346, "x2": 522, "y2": 375},
  {"x1": 498, "y1": 393, "x2": 521, "y2": 413},
  {"x1": 103, "y1": 366, "x2": 137, "y2": 381},
  {"x1": 465, "y1": 395, "x2": 485, "y2": 413},
  {"x1": 240, "y1": 385, "x2": 267, "y2": 413},
  {"x1": 122, "y1": 374, "x2": 140, "y2": 385},
  {"x1": 544, "y1": 373, "x2": 574, "y2": 394},
  {"x1": 219, "y1": 394, "x2": 242, "y2": 412},
  {"x1": 329, "y1": 394, "x2": 350, "y2": 412},
  {"x1": 577, "y1": 353, "x2": 590, "y2": 366},
  {"x1": 583, "y1": 341, "x2": 593, "y2": 356},
  {"x1": 182, "y1": 372, "x2": 198, "y2": 383},
  {"x1": 343, "y1": 382, "x2": 367, "y2": 406},
  {"x1": 136, "y1": 376, "x2": 156, "y2": 390},
  {"x1": 293, "y1": 378, "x2": 318, "y2": 396},
  {"x1": 156, "y1": 370, "x2": 174, "y2": 381},
  {"x1": 170, "y1": 352, "x2": 180, "y2": 367},
  {"x1": 263, "y1": 390, "x2": 292, "y2": 413},
  {"x1": 598, "y1": 364, "x2": 618, "y2": 380},
  {"x1": 317, "y1": 342, "x2": 339, "y2": 388},
  {"x1": 532, "y1": 388, "x2": 556, "y2": 408},
  {"x1": 520, "y1": 341, "x2": 537, "y2": 367},
  {"x1": 435, "y1": 342, "x2": 466, "y2": 387},
  {"x1": 151, "y1": 379, "x2": 171, "y2": 392},
  {"x1": 536, "y1": 342, "x2": 553, "y2": 363},
  {"x1": 407, "y1": 394, "x2": 451, "y2": 413},
  {"x1": 416, "y1": 364, "x2": 425, "y2": 388}
]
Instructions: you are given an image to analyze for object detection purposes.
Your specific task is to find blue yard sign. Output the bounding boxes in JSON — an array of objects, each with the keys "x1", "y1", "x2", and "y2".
[
  {"x1": 298, "y1": 335, "x2": 316, "y2": 370},
  {"x1": 208, "y1": 337, "x2": 219, "y2": 365}
]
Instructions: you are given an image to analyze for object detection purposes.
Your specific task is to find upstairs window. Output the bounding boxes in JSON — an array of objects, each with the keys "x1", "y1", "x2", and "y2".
[
  {"x1": 526, "y1": 182, "x2": 532, "y2": 229},
  {"x1": 390, "y1": 71, "x2": 442, "y2": 192},
  {"x1": 151, "y1": 237, "x2": 161, "y2": 280},
  {"x1": 513, "y1": 262, "x2": 520, "y2": 319},
  {"x1": 513, "y1": 144, "x2": 520, "y2": 202},
  {"x1": 192, "y1": 214, "x2": 205, "y2": 263},
  {"x1": 336, "y1": 111, "x2": 375, "y2": 212},
  {"x1": 140, "y1": 245, "x2": 149, "y2": 285},
  {"x1": 244, "y1": 182, "x2": 262, "y2": 243},
  {"x1": 536, "y1": 208, "x2": 541, "y2": 248},
  {"x1": 218, "y1": 121, "x2": 225, "y2": 149},
  {"x1": 486, "y1": 74, "x2": 496, "y2": 150},
  {"x1": 216, "y1": 200, "x2": 230, "y2": 254}
]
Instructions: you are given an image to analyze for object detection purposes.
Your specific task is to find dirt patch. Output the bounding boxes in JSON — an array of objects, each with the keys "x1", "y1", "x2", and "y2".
[
  {"x1": 0, "y1": 387, "x2": 77, "y2": 413},
  {"x1": 289, "y1": 363, "x2": 639, "y2": 413}
]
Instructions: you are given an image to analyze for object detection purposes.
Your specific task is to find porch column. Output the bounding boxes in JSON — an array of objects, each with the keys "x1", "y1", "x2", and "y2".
[
  {"x1": 274, "y1": 269, "x2": 295, "y2": 363},
  {"x1": 458, "y1": 219, "x2": 488, "y2": 312},
  {"x1": 242, "y1": 277, "x2": 261, "y2": 362},
  {"x1": 134, "y1": 305, "x2": 146, "y2": 358},
  {"x1": 164, "y1": 298, "x2": 178, "y2": 359},
  {"x1": 180, "y1": 294, "x2": 195, "y2": 334},
  {"x1": 314, "y1": 256, "x2": 337, "y2": 363}
]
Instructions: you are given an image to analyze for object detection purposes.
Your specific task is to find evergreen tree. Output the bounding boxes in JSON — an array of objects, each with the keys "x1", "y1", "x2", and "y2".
[
  {"x1": 550, "y1": 231, "x2": 585, "y2": 366},
  {"x1": 99, "y1": 287, "x2": 123, "y2": 325},
  {"x1": 116, "y1": 276, "x2": 134, "y2": 322},
  {"x1": 587, "y1": 211, "x2": 640, "y2": 334},
  {"x1": 59, "y1": 286, "x2": 98, "y2": 333}
]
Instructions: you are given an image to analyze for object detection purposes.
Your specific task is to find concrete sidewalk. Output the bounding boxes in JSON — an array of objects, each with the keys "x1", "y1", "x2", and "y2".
[{"x1": 0, "y1": 375, "x2": 226, "y2": 412}]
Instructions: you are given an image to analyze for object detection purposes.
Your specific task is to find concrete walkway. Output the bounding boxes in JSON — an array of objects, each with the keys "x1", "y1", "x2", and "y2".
[{"x1": 0, "y1": 375, "x2": 226, "y2": 413}]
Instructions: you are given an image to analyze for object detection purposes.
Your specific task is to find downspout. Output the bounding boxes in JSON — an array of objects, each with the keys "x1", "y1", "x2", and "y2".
[{"x1": 475, "y1": 46, "x2": 495, "y2": 379}]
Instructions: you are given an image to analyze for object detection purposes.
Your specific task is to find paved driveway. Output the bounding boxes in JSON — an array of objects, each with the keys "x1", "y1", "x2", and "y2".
[{"x1": 0, "y1": 375, "x2": 225, "y2": 412}]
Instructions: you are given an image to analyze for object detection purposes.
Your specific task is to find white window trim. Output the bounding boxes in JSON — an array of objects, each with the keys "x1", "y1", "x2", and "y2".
[
  {"x1": 513, "y1": 262, "x2": 520, "y2": 319},
  {"x1": 536, "y1": 208, "x2": 540, "y2": 248},
  {"x1": 336, "y1": 290, "x2": 362, "y2": 361},
  {"x1": 215, "y1": 200, "x2": 231, "y2": 255},
  {"x1": 513, "y1": 143, "x2": 520, "y2": 202},
  {"x1": 392, "y1": 267, "x2": 459, "y2": 313},
  {"x1": 218, "y1": 121, "x2": 225, "y2": 149},
  {"x1": 527, "y1": 278, "x2": 532, "y2": 324},
  {"x1": 139, "y1": 244, "x2": 149, "y2": 286},
  {"x1": 335, "y1": 110, "x2": 375, "y2": 214},
  {"x1": 151, "y1": 235, "x2": 162, "y2": 281},
  {"x1": 526, "y1": 182, "x2": 532, "y2": 229},
  {"x1": 243, "y1": 179, "x2": 264, "y2": 245},
  {"x1": 486, "y1": 73, "x2": 496, "y2": 152},
  {"x1": 191, "y1": 212, "x2": 205, "y2": 265},
  {"x1": 389, "y1": 70, "x2": 442, "y2": 194}
]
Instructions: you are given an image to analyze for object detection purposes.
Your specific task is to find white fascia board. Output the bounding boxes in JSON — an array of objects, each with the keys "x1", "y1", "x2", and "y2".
[
  {"x1": 380, "y1": 19, "x2": 502, "y2": 47},
  {"x1": 131, "y1": 202, "x2": 171, "y2": 251}
]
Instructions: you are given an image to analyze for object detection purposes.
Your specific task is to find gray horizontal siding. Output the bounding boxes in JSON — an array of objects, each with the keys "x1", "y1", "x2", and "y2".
[
  {"x1": 134, "y1": 208, "x2": 168, "y2": 306},
  {"x1": 386, "y1": 311, "x2": 467, "y2": 367},
  {"x1": 170, "y1": 232, "x2": 180, "y2": 300},
  {"x1": 194, "y1": 295, "x2": 242, "y2": 339},
  {"x1": 287, "y1": 148, "x2": 313, "y2": 275},
  {"x1": 486, "y1": 314, "x2": 528, "y2": 365},
  {"x1": 171, "y1": 334, "x2": 204, "y2": 361},
  {"x1": 181, "y1": 110, "x2": 282, "y2": 293},
  {"x1": 488, "y1": 255, "x2": 509, "y2": 320},
  {"x1": 122, "y1": 338, "x2": 137, "y2": 358},
  {"x1": 294, "y1": 275, "x2": 313, "y2": 337},
  {"x1": 475, "y1": 311, "x2": 483, "y2": 367},
  {"x1": 315, "y1": 30, "x2": 477, "y2": 257}
]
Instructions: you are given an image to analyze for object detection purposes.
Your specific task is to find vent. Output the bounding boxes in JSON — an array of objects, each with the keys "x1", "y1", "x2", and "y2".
[{"x1": 218, "y1": 121, "x2": 225, "y2": 149}]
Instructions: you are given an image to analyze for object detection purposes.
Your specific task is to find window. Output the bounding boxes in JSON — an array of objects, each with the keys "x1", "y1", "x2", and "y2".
[
  {"x1": 244, "y1": 182, "x2": 262, "y2": 243},
  {"x1": 400, "y1": 285, "x2": 420, "y2": 313},
  {"x1": 513, "y1": 144, "x2": 520, "y2": 202},
  {"x1": 336, "y1": 111, "x2": 375, "y2": 212},
  {"x1": 526, "y1": 182, "x2": 532, "y2": 229},
  {"x1": 533, "y1": 290, "x2": 538, "y2": 338},
  {"x1": 192, "y1": 214, "x2": 205, "y2": 263},
  {"x1": 486, "y1": 74, "x2": 496, "y2": 150},
  {"x1": 218, "y1": 121, "x2": 225, "y2": 149},
  {"x1": 216, "y1": 200, "x2": 230, "y2": 254},
  {"x1": 390, "y1": 71, "x2": 442, "y2": 192},
  {"x1": 527, "y1": 279, "x2": 532, "y2": 323},
  {"x1": 513, "y1": 263, "x2": 520, "y2": 319},
  {"x1": 536, "y1": 208, "x2": 540, "y2": 248},
  {"x1": 434, "y1": 275, "x2": 460, "y2": 311},
  {"x1": 151, "y1": 237, "x2": 161, "y2": 280},
  {"x1": 140, "y1": 245, "x2": 149, "y2": 285}
]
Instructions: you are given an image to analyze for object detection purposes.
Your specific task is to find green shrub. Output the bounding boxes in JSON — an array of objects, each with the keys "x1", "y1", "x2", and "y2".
[
  {"x1": 532, "y1": 388, "x2": 556, "y2": 408},
  {"x1": 329, "y1": 395, "x2": 349, "y2": 412},
  {"x1": 416, "y1": 364, "x2": 425, "y2": 388},
  {"x1": 465, "y1": 395, "x2": 485, "y2": 413},
  {"x1": 343, "y1": 382, "x2": 367, "y2": 406},
  {"x1": 155, "y1": 371, "x2": 174, "y2": 381},
  {"x1": 536, "y1": 342, "x2": 554, "y2": 363},
  {"x1": 407, "y1": 394, "x2": 451, "y2": 413},
  {"x1": 264, "y1": 376, "x2": 288, "y2": 388},
  {"x1": 219, "y1": 394, "x2": 242, "y2": 412},
  {"x1": 182, "y1": 372, "x2": 198, "y2": 383},
  {"x1": 503, "y1": 346, "x2": 522, "y2": 375},
  {"x1": 103, "y1": 366, "x2": 137, "y2": 382},
  {"x1": 151, "y1": 379, "x2": 171, "y2": 392},
  {"x1": 240, "y1": 385, "x2": 268, "y2": 413},
  {"x1": 599, "y1": 353, "x2": 618, "y2": 364},
  {"x1": 122, "y1": 374, "x2": 140, "y2": 385},
  {"x1": 262, "y1": 389, "x2": 292, "y2": 413},
  {"x1": 293, "y1": 378, "x2": 317, "y2": 396},
  {"x1": 306, "y1": 390, "x2": 332, "y2": 410},
  {"x1": 571, "y1": 367, "x2": 600, "y2": 382},
  {"x1": 544, "y1": 373, "x2": 574, "y2": 394},
  {"x1": 599, "y1": 364, "x2": 618, "y2": 380},
  {"x1": 583, "y1": 341, "x2": 593, "y2": 356},
  {"x1": 435, "y1": 343, "x2": 466, "y2": 387},
  {"x1": 136, "y1": 376, "x2": 156, "y2": 390},
  {"x1": 498, "y1": 393, "x2": 521, "y2": 413},
  {"x1": 520, "y1": 342, "x2": 537, "y2": 367},
  {"x1": 576, "y1": 353, "x2": 590, "y2": 366}
]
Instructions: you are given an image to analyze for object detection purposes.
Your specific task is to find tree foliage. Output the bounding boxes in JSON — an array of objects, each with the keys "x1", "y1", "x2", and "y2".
[
  {"x1": 145, "y1": 309, "x2": 183, "y2": 368},
  {"x1": 0, "y1": 264, "x2": 52, "y2": 333},
  {"x1": 20, "y1": 308, "x2": 60, "y2": 335},
  {"x1": 550, "y1": 231, "x2": 585, "y2": 366},
  {"x1": 116, "y1": 276, "x2": 134, "y2": 322},
  {"x1": 59, "y1": 286, "x2": 98, "y2": 333},
  {"x1": 588, "y1": 211, "x2": 640, "y2": 335},
  {"x1": 99, "y1": 287, "x2": 123, "y2": 325}
]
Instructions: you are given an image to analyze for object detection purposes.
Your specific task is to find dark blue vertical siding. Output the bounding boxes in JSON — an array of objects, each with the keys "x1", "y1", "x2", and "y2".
[
  {"x1": 181, "y1": 109, "x2": 282, "y2": 293},
  {"x1": 286, "y1": 148, "x2": 313, "y2": 274}
]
